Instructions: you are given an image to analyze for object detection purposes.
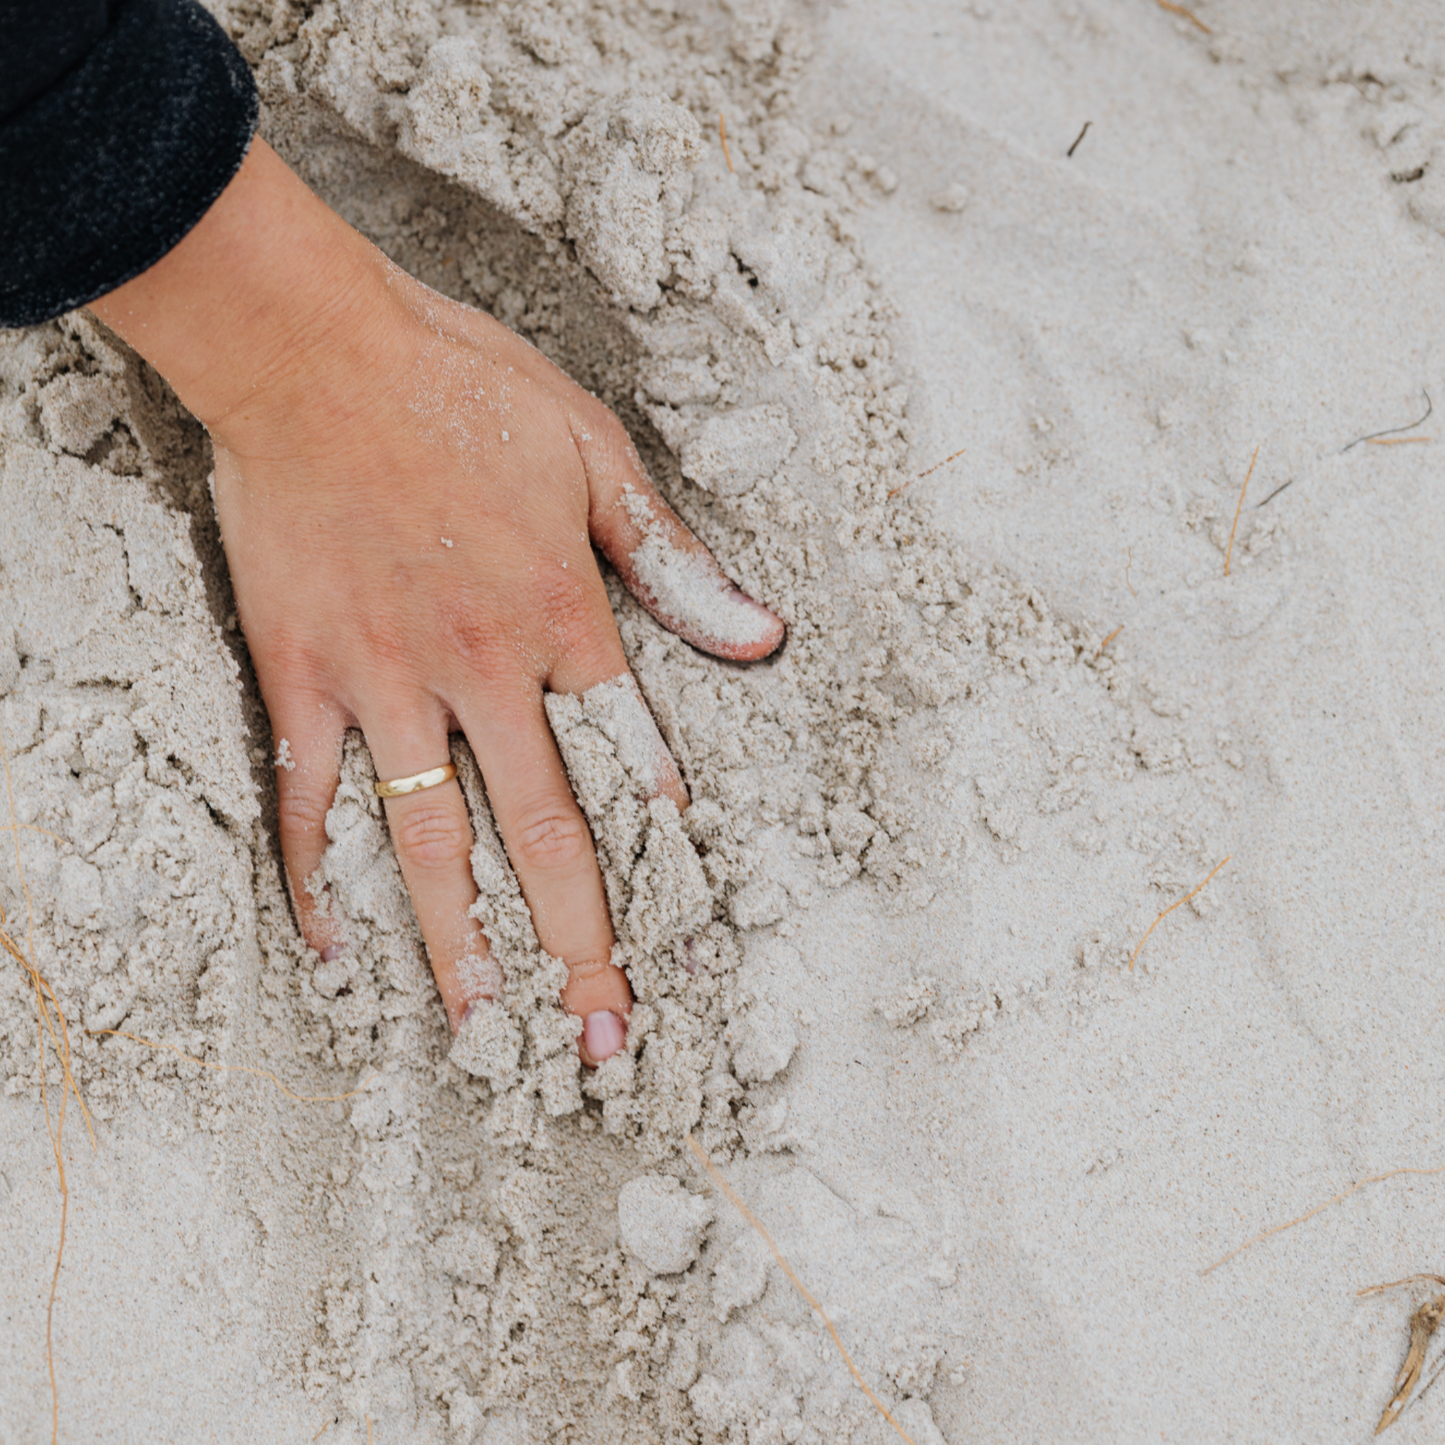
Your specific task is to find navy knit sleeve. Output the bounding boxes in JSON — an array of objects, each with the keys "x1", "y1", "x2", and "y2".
[{"x1": 0, "y1": 0, "x2": 259, "y2": 328}]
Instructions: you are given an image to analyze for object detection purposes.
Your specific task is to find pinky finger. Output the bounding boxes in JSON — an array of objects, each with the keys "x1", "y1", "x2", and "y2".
[{"x1": 270, "y1": 712, "x2": 347, "y2": 960}]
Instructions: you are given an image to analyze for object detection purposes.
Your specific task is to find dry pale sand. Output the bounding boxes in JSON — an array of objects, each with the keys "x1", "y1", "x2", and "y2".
[{"x1": 5, "y1": 2, "x2": 1445, "y2": 1442}]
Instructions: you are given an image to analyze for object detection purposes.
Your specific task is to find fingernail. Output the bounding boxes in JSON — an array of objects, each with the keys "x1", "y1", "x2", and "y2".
[
  {"x1": 319, "y1": 944, "x2": 345, "y2": 962},
  {"x1": 583, "y1": 1010, "x2": 626, "y2": 1062}
]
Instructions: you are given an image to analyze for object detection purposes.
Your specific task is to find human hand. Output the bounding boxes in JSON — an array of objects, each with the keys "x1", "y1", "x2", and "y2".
[{"x1": 90, "y1": 139, "x2": 784, "y2": 1063}]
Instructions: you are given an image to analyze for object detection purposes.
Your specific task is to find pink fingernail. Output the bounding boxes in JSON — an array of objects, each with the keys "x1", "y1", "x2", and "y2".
[
  {"x1": 319, "y1": 944, "x2": 345, "y2": 962},
  {"x1": 583, "y1": 1010, "x2": 627, "y2": 1062}
]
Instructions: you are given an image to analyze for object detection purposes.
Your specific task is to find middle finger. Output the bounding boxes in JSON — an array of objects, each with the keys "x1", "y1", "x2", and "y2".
[{"x1": 453, "y1": 684, "x2": 626, "y2": 1029}]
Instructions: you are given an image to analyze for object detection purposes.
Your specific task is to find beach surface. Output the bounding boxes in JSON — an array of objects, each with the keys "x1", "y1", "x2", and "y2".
[{"x1": 4, "y1": 2, "x2": 1445, "y2": 1441}]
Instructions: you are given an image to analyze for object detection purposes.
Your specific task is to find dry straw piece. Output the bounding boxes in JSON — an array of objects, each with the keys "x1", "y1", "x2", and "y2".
[
  {"x1": 1203, "y1": 1165, "x2": 1445, "y2": 1276},
  {"x1": 1128, "y1": 855, "x2": 1230, "y2": 971},
  {"x1": 1155, "y1": 0, "x2": 1211, "y2": 33},
  {"x1": 685, "y1": 1134, "x2": 918, "y2": 1445},
  {"x1": 1, "y1": 724, "x2": 95, "y2": 1445},
  {"x1": 4, "y1": 717, "x2": 374, "y2": 1445},
  {"x1": 1224, "y1": 446, "x2": 1259, "y2": 577},
  {"x1": 86, "y1": 1029, "x2": 377, "y2": 1105},
  {"x1": 1342, "y1": 389, "x2": 1432, "y2": 453},
  {"x1": 719, "y1": 113, "x2": 735, "y2": 173},
  {"x1": 1097, "y1": 624, "x2": 1124, "y2": 658},
  {"x1": 1358, "y1": 1276, "x2": 1445, "y2": 1433},
  {"x1": 888, "y1": 445, "x2": 965, "y2": 498}
]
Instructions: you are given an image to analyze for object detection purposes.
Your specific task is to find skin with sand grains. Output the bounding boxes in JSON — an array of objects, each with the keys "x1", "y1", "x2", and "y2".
[{"x1": 87, "y1": 136, "x2": 784, "y2": 1068}]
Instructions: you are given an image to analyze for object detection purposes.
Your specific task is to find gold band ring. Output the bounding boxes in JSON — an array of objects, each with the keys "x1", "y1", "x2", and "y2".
[{"x1": 374, "y1": 762, "x2": 458, "y2": 799}]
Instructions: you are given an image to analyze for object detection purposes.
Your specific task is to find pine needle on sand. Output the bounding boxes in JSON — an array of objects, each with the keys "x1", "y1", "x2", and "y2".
[
  {"x1": 1128, "y1": 856, "x2": 1230, "y2": 971},
  {"x1": 1155, "y1": 0, "x2": 1211, "y2": 33}
]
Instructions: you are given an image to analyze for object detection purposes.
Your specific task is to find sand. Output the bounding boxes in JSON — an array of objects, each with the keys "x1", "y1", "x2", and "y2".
[{"x1": 4, "y1": 0, "x2": 1445, "y2": 1440}]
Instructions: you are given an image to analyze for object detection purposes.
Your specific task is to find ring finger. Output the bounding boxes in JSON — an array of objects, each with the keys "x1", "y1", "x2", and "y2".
[{"x1": 360, "y1": 707, "x2": 499, "y2": 1031}]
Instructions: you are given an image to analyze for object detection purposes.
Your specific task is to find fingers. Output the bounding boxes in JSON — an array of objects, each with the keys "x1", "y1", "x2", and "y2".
[
  {"x1": 571, "y1": 408, "x2": 786, "y2": 663},
  {"x1": 269, "y1": 706, "x2": 347, "y2": 960},
  {"x1": 544, "y1": 656, "x2": 684, "y2": 1065},
  {"x1": 455, "y1": 683, "x2": 632, "y2": 1064},
  {"x1": 361, "y1": 713, "x2": 499, "y2": 1032},
  {"x1": 549, "y1": 638, "x2": 689, "y2": 816}
]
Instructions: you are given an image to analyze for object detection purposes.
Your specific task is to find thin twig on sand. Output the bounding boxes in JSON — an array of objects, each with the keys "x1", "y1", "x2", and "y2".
[{"x1": 1203, "y1": 1168, "x2": 1445, "y2": 1276}]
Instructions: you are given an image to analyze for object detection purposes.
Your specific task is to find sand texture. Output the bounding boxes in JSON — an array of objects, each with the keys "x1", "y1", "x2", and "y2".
[{"x1": 5, "y1": 1, "x2": 1445, "y2": 1440}]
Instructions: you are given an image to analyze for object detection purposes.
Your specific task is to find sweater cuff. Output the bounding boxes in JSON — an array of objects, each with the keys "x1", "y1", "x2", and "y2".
[{"x1": 0, "y1": 0, "x2": 258, "y2": 328}]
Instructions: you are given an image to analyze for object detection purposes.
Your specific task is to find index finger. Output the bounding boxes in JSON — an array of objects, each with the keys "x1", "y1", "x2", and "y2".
[{"x1": 572, "y1": 408, "x2": 787, "y2": 662}]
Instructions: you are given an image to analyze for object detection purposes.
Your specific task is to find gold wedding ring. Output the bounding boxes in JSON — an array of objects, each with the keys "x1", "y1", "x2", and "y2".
[{"x1": 374, "y1": 762, "x2": 458, "y2": 798}]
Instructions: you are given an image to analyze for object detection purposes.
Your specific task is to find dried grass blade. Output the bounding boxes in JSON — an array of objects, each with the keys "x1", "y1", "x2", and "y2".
[
  {"x1": 1129, "y1": 856, "x2": 1230, "y2": 971},
  {"x1": 1376, "y1": 1295, "x2": 1445, "y2": 1433},
  {"x1": 685, "y1": 1134, "x2": 918, "y2": 1445}
]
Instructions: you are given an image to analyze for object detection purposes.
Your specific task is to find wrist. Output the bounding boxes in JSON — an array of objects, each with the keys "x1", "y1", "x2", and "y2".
[{"x1": 89, "y1": 138, "x2": 400, "y2": 445}]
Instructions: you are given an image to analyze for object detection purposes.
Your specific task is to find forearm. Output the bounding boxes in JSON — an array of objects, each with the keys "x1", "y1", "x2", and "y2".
[{"x1": 89, "y1": 138, "x2": 392, "y2": 440}]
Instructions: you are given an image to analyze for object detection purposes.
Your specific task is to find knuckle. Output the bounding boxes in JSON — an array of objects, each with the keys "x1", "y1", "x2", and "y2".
[
  {"x1": 276, "y1": 787, "x2": 331, "y2": 840},
  {"x1": 391, "y1": 801, "x2": 473, "y2": 871},
  {"x1": 441, "y1": 612, "x2": 500, "y2": 670},
  {"x1": 539, "y1": 579, "x2": 596, "y2": 639},
  {"x1": 591, "y1": 405, "x2": 628, "y2": 445},
  {"x1": 512, "y1": 807, "x2": 592, "y2": 873}
]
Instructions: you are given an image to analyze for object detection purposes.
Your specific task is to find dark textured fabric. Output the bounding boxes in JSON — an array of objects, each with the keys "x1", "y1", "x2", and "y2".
[
  {"x1": 0, "y1": 0, "x2": 258, "y2": 328},
  {"x1": 0, "y1": 2, "x2": 113, "y2": 117}
]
